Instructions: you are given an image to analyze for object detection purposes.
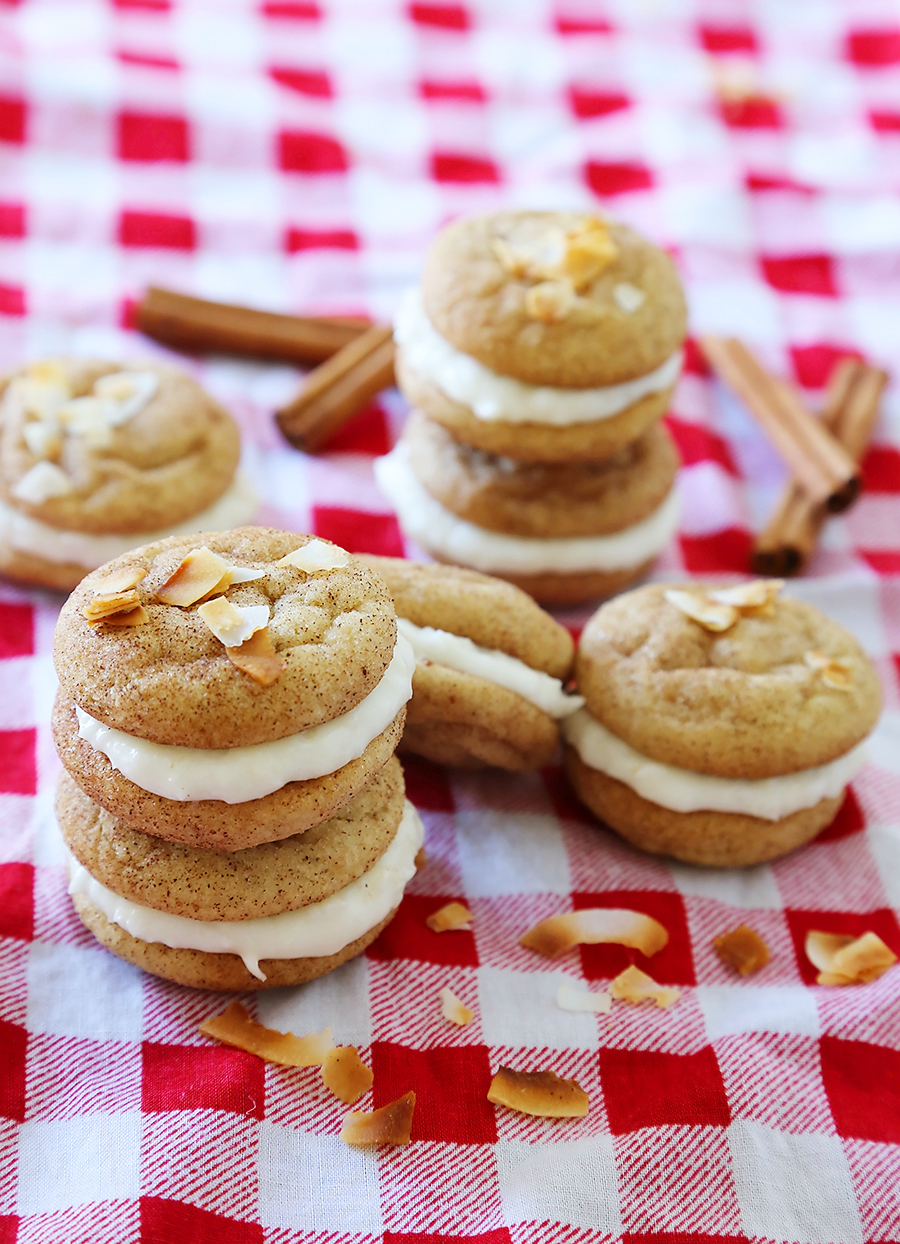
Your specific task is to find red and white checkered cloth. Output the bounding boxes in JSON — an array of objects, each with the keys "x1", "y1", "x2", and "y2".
[{"x1": 2, "y1": 0, "x2": 900, "y2": 1240}]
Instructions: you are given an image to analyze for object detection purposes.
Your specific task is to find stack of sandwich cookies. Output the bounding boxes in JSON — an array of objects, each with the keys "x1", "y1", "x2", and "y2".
[
  {"x1": 378, "y1": 211, "x2": 687, "y2": 604},
  {"x1": 362, "y1": 557, "x2": 583, "y2": 770},
  {"x1": 562, "y1": 582, "x2": 882, "y2": 867},
  {"x1": 52, "y1": 527, "x2": 420, "y2": 990},
  {"x1": 0, "y1": 358, "x2": 256, "y2": 590}
]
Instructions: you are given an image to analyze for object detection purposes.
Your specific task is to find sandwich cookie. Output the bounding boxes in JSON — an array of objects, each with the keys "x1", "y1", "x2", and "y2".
[
  {"x1": 361, "y1": 556, "x2": 582, "y2": 769},
  {"x1": 52, "y1": 527, "x2": 414, "y2": 849},
  {"x1": 374, "y1": 413, "x2": 680, "y2": 606},
  {"x1": 59, "y1": 758, "x2": 424, "y2": 990},
  {"x1": 394, "y1": 211, "x2": 687, "y2": 463},
  {"x1": 563, "y1": 582, "x2": 882, "y2": 867},
  {"x1": 0, "y1": 358, "x2": 255, "y2": 590}
]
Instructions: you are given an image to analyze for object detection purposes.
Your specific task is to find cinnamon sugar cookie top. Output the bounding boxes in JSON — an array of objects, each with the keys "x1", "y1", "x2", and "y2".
[
  {"x1": 576, "y1": 584, "x2": 881, "y2": 780},
  {"x1": 361, "y1": 555, "x2": 573, "y2": 679},
  {"x1": 0, "y1": 359, "x2": 240, "y2": 534},
  {"x1": 54, "y1": 527, "x2": 398, "y2": 749},
  {"x1": 422, "y1": 212, "x2": 687, "y2": 389}
]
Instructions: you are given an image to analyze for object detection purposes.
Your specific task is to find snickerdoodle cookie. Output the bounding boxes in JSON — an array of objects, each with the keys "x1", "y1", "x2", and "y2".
[
  {"x1": 394, "y1": 212, "x2": 687, "y2": 462},
  {"x1": 374, "y1": 414, "x2": 680, "y2": 606},
  {"x1": 562, "y1": 582, "x2": 882, "y2": 866},
  {"x1": 361, "y1": 556, "x2": 582, "y2": 770},
  {"x1": 0, "y1": 358, "x2": 255, "y2": 590}
]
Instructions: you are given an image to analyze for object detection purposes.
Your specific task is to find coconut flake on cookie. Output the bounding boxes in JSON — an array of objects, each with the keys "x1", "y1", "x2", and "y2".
[
  {"x1": 198, "y1": 597, "x2": 270, "y2": 648},
  {"x1": 13, "y1": 461, "x2": 74, "y2": 504}
]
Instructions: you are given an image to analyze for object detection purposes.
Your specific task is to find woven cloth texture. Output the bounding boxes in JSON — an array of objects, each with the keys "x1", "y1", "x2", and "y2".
[{"x1": 1, "y1": 1, "x2": 900, "y2": 1241}]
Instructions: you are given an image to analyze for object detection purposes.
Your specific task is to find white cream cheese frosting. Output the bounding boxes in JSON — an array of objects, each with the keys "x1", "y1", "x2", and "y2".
[
  {"x1": 563, "y1": 709, "x2": 870, "y2": 821},
  {"x1": 394, "y1": 289, "x2": 683, "y2": 425},
  {"x1": 75, "y1": 633, "x2": 416, "y2": 803},
  {"x1": 67, "y1": 799, "x2": 424, "y2": 980},
  {"x1": 398, "y1": 616, "x2": 583, "y2": 718},
  {"x1": 374, "y1": 441, "x2": 681, "y2": 575},
  {"x1": 0, "y1": 470, "x2": 258, "y2": 569}
]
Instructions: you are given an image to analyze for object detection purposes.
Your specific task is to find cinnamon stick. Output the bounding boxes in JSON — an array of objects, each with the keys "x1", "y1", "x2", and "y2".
[
  {"x1": 276, "y1": 325, "x2": 395, "y2": 452},
  {"x1": 136, "y1": 286, "x2": 369, "y2": 366},
  {"x1": 701, "y1": 336, "x2": 859, "y2": 512},
  {"x1": 752, "y1": 359, "x2": 888, "y2": 576}
]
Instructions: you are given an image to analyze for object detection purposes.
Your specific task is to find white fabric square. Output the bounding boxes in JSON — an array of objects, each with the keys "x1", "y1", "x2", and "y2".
[
  {"x1": 729, "y1": 1120, "x2": 864, "y2": 1244},
  {"x1": 867, "y1": 820, "x2": 900, "y2": 906},
  {"x1": 257, "y1": 1122, "x2": 383, "y2": 1233},
  {"x1": 16, "y1": 1112, "x2": 141, "y2": 1216},
  {"x1": 257, "y1": 954, "x2": 371, "y2": 1048},
  {"x1": 455, "y1": 809, "x2": 571, "y2": 898},
  {"x1": 670, "y1": 861, "x2": 783, "y2": 910},
  {"x1": 823, "y1": 194, "x2": 900, "y2": 254},
  {"x1": 477, "y1": 966, "x2": 600, "y2": 1050},
  {"x1": 699, "y1": 985, "x2": 821, "y2": 1040},
  {"x1": 689, "y1": 279, "x2": 784, "y2": 344},
  {"x1": 26, "y1": 942, "x2": 144, "y2": 1043},
  {"x1": 496, "y1": 1136, "x2": 623, "y2": 1234}
]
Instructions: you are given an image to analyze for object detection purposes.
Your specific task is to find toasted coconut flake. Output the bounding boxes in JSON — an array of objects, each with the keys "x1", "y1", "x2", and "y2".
[
  {"x1": 488, "y1": 1066, "x2": 588, "y2": 1118},
  {"x1": 321, "y1": 1046, "x2": 374, "y2": 1104},
  {"x1": 610, "y1": 965, "x2": 680, "y2": 1009},
  {"x1": 557, "y1": 981, "x2": 612, "y2": 1014},
  {"x1": 340, "y1": 1091, "x2": 416, "y2": 1147},
  {"x1": 23, "y1": 420, "x2": 62, "y2": 460},
  {"x1": 426, "y1": 901, "x2": 473, "y2": 933},
  {"x1": 439, "y1": 986, "x2": 474, "y2": 1027},
  {"x1": 226, "y1": 626, "x2": 285, "y2": 685},
  {"x1": 664, "y1": 589, "x2": 738, "y2": 633},
  {"x1": 414, "y1": 847, "x2": 428, "y2": 871},
  {"x1": 559, "y1": 219, "x2": 618, "y2": 290},
  {"x1": 806, "y1": 930, "x2": 897, "y2": 985},
  {"x1": 91, "y1": 566, "x2": 147, "y2": 595},
  {"x1": 713, "y1": 925, "x2": 771, "y2": 977},
  {"x1": 492, "y1": 237, "x2": 530, "y2": 278},
  {"x1": 613, "y1": 282, "x2": 646, "y2": 313},
  {"x1": 198, "y1": 597, "x2": 269, "y2": 648},
  {"x1": 82, "y1": 588, "x2": 142, "y2": 623},
  {"x1": 805, "y1": 651, "x2": 853, "y2": 691},
  {"x1": 524, "y1": 279, "x2": 576, "y2": 323},
  {"x1": 199, "y1": 999, "x2": 334, "y2": 1067},
  {"x1": 520, "y1": 908, "x2": 668, "y2": 959},
  {"x1": 98, "y1": 604, "x2": 150, "y2": 628},
  {"x1": 12, "y1": 460, "x2": 73, "y2": 504},
  {"x1": 156, "y1": 547, "x2": 233, "y2": 606},
  {"x1": 276, "y1": 539, "x2": 349, "y2": 572},
  {"x1": 710, "y1": 579, "x2": 784, "y2": 616}
]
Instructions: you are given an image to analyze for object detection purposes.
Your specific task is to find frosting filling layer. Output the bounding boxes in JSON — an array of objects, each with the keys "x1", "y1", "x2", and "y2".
[
  {"x1": 67, "y1": 799, "x2": 424, "y2": 980},
  {"x1": 394, "y1": 289, "x2": 683, "y2": 425},
  {"x1": 76, "y1": 634, "x2": 416, "y2": 803},
  {"x1": 375, "y1": 442, "x2": 680, "y2": 574},
  {"x1": 0, "y1": 470, "x2": 258, "y2": 569},
  {"x1": 563, "y1": 709, "x2": 870, "y2": 820},
  {"x1": 398, "y1": 617, "x2": 583, "y2": 718}
]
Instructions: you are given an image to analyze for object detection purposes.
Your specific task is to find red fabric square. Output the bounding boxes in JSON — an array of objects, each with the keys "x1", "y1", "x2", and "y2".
[
  {"x1": 372, "y1": 1042, "x2": 496, "y2": 1143},
  {"x1": 401, "y1": 754, "x2": 454, "y2": 813},
  {"x1": 871, "y1": 110, "x2": 900, "y2": 132},
  {"x1": 863, "y1": 550, "x2": 900, "y2": 574},
  {"x1": 679, "y1": 528, "x2": 753, "y2": 575},
  {"x1": 861, "y1": 446, "x2": 900, "y2": 493},
  {"x1": 820, "y1": 1037, "x2": 900, "y2": 1143},
  {"x1": 114, "y1": 0, "x2": 170, "y2": 8},
  {"x1": 285, "y1": 226, "x2": 357, "y2": 252},
  {"x1": 262, "y1": 1, "x2": 319, "y2": 16},
  {"x1": 0, "y1": 863, "x2": 34, "y2": 941},
  {"x1": 666, "y1": 416, "x2": 739, "y2": 476},
  {"x1": 625, "y1": 1236, "x2": 743, "y2": 1244},
  {"x1": 586, "y1": 160, "x2": 653, "y2": 195},
  {"x1": 814, "y1": 787, "x2": 865, "y2": 842},
  {"x1": 720, "y1": 96, "x2": 782, "y2": 128},
  {"x1": 385, "y1": 1233, "x2": 511, "y2": 1244},
  {"x1": 0, "y1": 1018, "x2": 27, "y2": 1123},
  {"x1": 0, "y1": 730, "x2": 36, "y2": 795},
  {"x1": 420, "y1": 80, "x2": 485, "y2": 102},
  {"x1": 0, "y1": 203, "x2": 24, "y2": 237},
  {"x1": 600, "y1": 1046, "x2": 731, "y2": 1133},
  {"x1": 312, "y1": 506, "x2": 404, "y2": 556},
  {"x1": 140, "y1": 1198, "x2": 264, "y2": 1244},
  {"x1": 569, "y1": 87, "x2": 630, "y2": 118},
  {"x1": 556, "y1": 15, "x2": 613, "y2": 34},
  {"x1": 320, "y1": 403, "x2": 390, "y2": 455},
  {"x1": 785, "y1": 909, "x2": 900, "y2": 985},
  {"x1": 431, "y1": 153, "x2": 499, "y2": 183},
  {"x1": 142, "y1": 1042, "x2": 265, "y2": 1118},
  {"x1": 119, "y1": 211, "x2": 196, "y2": 250},
  {"x1": 278, "y1": 131, "x2": 348, "y2": 174},
  {"x1": 409, "y1": 3, "x2": 469, "y2": 30},
  {"x1": 573, "y1": 890, "x2": 695, "y2": 986},
  {"x1": 789, "y1": 343, "x2": 862, "y2": 389},
  {"x1": 761, "y1": 254, "x2": 838, "y2": 296},
  {"x1": 745, "y1": 171, "x2": 815, "y2": 194},
  {"x1": 367, "y1": 894, "x2": 478, "y2": 966},
  {"x1": 0, "y1": 1218, "x2": 18, "y2": 1244},
  {"x1": 848, "y1": 29, "x2": 900, "y2": 66},
  {"x1": 0, "y1": 285, "x2": 25, "y2": 316},
  {"x1": 117, "y1": 111, "x2": 189, "y2": 162},
  {"x1": 699, "y1": 25, "x2": 757, "y2": 52},
  {"x1": 682, "y1": 337, "x2": 711, "y2": 376},
  {"x1": 270, "y1": 67, "x2": 331, "y2": 97},
  {"x1": 0, "y1": 95, "x2": 25, "y2": 143},
  {"x1": 117, "y1": 49, "x2": 179, "y2": 70},
  {"x1": 0, "y1": 603, "x2": 33, "y2": 657}
]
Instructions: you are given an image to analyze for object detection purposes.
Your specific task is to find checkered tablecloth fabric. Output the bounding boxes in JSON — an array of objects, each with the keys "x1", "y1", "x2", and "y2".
[{"x1": 2, "y1": 0, "x2": 900, "y2": 1240}]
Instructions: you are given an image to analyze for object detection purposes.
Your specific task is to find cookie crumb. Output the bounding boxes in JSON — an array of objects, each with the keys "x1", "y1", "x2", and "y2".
[{"x1": 713, "y1": 924, "x2": 771, "y2": 976}]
